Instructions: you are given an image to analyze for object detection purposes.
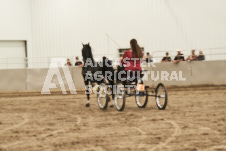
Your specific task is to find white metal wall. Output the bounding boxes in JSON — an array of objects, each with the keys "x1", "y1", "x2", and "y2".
[
  {"x1": 30, "y1": 0, "x2": 226, "y2": 60},
  {"x1": 0, "y1": 0, "x2": 32, "y2": 56},
  {"x1": 0, "y1": 0, "x2": 226, "y2": 64},
  {"x1": 0, "y1": 41, "x2": 26, "y2": 68}
]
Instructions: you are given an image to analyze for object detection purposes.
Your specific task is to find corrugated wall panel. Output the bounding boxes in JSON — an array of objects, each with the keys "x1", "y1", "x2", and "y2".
[
  {"x1": 30, "y1": 0, "x2": 226, "y2": 60},
  {"x1": 0, "y1": 0, "x2": 226, "y2": 64}
]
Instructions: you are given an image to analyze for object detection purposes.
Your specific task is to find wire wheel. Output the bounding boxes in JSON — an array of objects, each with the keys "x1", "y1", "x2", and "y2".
[
  {"x1": 97, "y1": 83, "x2": 109, "y2": 110},
  {"x1": 155, "y1": 83, "x2": 167, "y2": 110},
  {"x1": 114, "y1": 83, "x2": 125, "y2": 111},
  {"x1": 135, "y1": 88, "x2": 148, "y2": 108}
]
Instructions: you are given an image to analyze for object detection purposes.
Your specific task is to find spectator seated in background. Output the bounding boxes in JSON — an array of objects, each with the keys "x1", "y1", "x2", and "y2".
[
  {"x1": 144, "y1": 52, "x2": 153, "y2": 63},
  {"x1": 186, "y1": 49, "x2": 197, "y2": 61},
  {"x1": 65, "y1": 58, "x2": 72, "y2": 66},
  {"x1": 196, "y1": 51, "x2": 205, "y2": 61},
  {"x1": 173, "y1": 50, "x2": 185, "y2": 64},
  {"x1": 75, "y1": 56, "x2": 83, "y2": 66},
  {"x1": 161, "y1": 52, "x2": 172, "y2": 62}
]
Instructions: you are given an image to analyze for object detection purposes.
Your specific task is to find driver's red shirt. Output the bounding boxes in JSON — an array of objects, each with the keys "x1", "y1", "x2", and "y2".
[{"x1": 121, "y1": 50, "x2": 142, "y2": 71}]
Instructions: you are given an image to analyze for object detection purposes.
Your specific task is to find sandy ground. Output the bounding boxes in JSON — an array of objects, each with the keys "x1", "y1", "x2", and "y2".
[{"x1": 0, "y1": 87, "x2": 226, "y2": 151}]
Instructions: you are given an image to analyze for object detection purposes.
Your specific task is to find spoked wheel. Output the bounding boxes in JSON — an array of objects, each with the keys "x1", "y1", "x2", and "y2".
[
  {"x1": 155, "y1": 83, "x2": 167, "y2": 110},
  {"x1": 97, "y1": 83, "x2": 109, "y2": 110},
  {"x1": 135, "y1": 88, "x2": 148, "y2": 108},
  {"x1": 114, "y1": 83, "x2": 126, "y2": 111}
]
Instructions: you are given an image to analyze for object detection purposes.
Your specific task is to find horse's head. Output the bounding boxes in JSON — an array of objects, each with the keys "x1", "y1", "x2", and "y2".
[{"x1": 82, "y1": 43, "x2": 94, "y2": 63}]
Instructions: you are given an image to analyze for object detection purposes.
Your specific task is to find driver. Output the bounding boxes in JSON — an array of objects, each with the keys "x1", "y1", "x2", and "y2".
[{"x1": 117, "y1": 39, "x2": 143, "y2": 87}]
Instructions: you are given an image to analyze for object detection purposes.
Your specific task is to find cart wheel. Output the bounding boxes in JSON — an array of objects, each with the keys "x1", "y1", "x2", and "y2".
[
  {"x1": 135, "y1": 88, "x2": 148, "y2": 108},
  {"x1": 97, "y1": 83, "x2": 109, "y2": 110},
  {"x1": 155, "y1": 83, "x2": 167, "y2": 110},
  {"x1": 114, "y1": 83, "x2": 126, "y2": 111}
]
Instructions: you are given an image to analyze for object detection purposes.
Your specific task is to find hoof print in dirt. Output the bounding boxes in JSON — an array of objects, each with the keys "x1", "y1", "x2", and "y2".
[
  {"x1": 109, "y1": 104, "x2": 114, "y2": 108},
  {"x1": 85, "y1": 103, "x2": 90, "y2": 107}
]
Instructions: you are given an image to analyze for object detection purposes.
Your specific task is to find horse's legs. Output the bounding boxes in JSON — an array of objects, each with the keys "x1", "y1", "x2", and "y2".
[
  {"x1": 106, "y1": 71, "x2": 115, "y2": 107},
  {"x1": 109, "y1": 79, "x2": 115, "y2": 100},
  {"x1": 107, "y1": 79, "x2": 114, "y2": 108},
  {"x1": 83, "y1": 75, "x2": 90, "y2": 107}
]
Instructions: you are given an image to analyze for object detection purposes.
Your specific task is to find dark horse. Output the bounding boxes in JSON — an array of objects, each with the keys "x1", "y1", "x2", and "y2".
[{"x1": 81, "y1": 43, "x2": 115, "y2": 107}]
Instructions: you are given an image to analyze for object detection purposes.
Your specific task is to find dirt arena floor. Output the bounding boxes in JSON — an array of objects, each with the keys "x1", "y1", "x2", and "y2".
[{"x1": 0, "y1": 86, "x2": 226, "y2": 151}]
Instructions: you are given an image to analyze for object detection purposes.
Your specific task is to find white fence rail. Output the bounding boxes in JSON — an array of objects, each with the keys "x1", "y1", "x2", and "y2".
[
  {"x1": 0, "y1": 47, "x2": 226, "y2": 69},
  {"x1": 151, "y1": 47, "x2": 226, "y2": 62}
]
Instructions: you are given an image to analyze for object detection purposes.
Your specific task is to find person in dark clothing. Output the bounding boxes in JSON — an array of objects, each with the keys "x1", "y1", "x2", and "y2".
[
  {"x1": 161, "y1": 52, "x2": 172, "y2": 62},
  {"x1": 174, "y1": 50, "x2": 185, "y2": 64},
  {"x1": 144, "y1": 52, "x2": 153, "y2": 63},
  {"x1": 196, "y1": 51, "x2": 205, "y2": 61},
  {"x1": 75, "y1": 56, "x2": 83, "y2": 66},
  {"x1": 186, "y1": 49, "x2": 197, "y2": 61},
  {"x1": 65, "y1": 58, "x2": 72, "y2": 66}
]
